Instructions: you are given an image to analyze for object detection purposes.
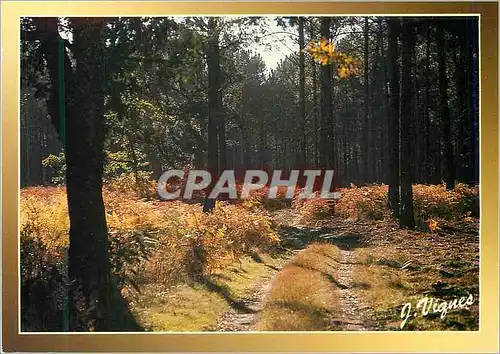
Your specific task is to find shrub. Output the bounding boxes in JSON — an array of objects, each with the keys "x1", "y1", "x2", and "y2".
[
  {"x1": 107, "y1": 171, "x2": 156, "y2": 199},
  {"x1": 413, "y1": 183, "x2": 478, "y2": 221},
  {"x1": 42, "y1": 153, "x2": 66, "y2": 185},
  {"x1": 20, "y1": 187, "x2": 281, "y2": 297},
  {"x1": 20, "y1": 187, "x2": 68, "y2": 330},
  {"x1": 141, "y1": 200, "x2": 280, "y2": 284},
  {"x1": 334, "y1": 183, "x2": 478, "y2": 223},
  {"x1": 335, "y1": 184, "x2": 388, "y2": 220},
  {"x1": 292, "y1": 191, "x2": 332, "y2": 221},
  {"x1": 239, "y1": 184, "x2": 291, "y2": 211}
]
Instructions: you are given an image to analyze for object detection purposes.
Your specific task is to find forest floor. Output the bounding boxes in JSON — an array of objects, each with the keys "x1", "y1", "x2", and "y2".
[
  {"x1": 20, "y1": 184, "x2": 479, "y2": 332},
  {"x1": 216, "y1": 209, "x2": 478, "y2": 331},
  {"x1": 264, "y1": 209, "x2": 480, "y2": 331},
  {"x1": 133, "y1": 207, "x2": 478, "y2": 331}
]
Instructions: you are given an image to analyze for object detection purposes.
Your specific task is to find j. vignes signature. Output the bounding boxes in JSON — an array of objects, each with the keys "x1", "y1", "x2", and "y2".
[{"x1": 400, "y1": 294, "x2": 475, "y2": 329}]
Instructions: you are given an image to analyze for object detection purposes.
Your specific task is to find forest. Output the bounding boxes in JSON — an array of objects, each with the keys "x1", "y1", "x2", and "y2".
[{"x1": 20, "y1": 16, "x2": 479, "y2": 332}]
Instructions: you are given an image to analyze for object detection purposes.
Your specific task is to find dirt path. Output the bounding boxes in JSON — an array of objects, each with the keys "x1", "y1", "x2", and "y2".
[
  {"x1": 216, "y1": 210, "x2": 299, "y2": 331},
  {"x1": 216, "y1": 266, "x2": 278, "y2": 331},
  {"x1": 274, "y1": 209, "x2": 372, "y2": 330},
  {"x1": 277, "y1": 209, "x2": 376, "y2": 331},
  {"x1": 334, "y1": 248, "x2": 369, "y2": 330},
  {"x1": 216, "y1": 209, "x2": 373, "y2": 331}
]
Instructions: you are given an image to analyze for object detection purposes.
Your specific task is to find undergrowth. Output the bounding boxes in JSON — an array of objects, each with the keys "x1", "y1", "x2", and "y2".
[
  {"x1": 334, "y1": 183, "x2": 478, "y2": 227},
  {"x1": 20, "y1": 181, "x2": 479, "y2": 331},
  {"x1": 20, "y1": 186, "x2": 280, "y2": 331},
  {"x1": 291, "y1": 191, "x2": 333, "y2": 222}
]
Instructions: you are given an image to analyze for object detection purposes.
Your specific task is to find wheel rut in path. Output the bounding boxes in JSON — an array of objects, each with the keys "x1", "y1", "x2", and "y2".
[
  {"x1": 215, "y1": 267, "x2": 277, "y2": 332},
  {"x1": 334, "y1": 248, "x2": 369, "y2": 330}
]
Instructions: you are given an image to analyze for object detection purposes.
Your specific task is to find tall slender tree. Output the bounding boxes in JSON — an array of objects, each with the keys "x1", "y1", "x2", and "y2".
[
  {"x1": 204, "y1": 17, "x2": 222, "y2": 212},
  {"x1": 298, "y1": 17, "x2": 307, "y2": 169},
  {"x1": 399, "y1": 19, "x2": 415, "y2": 228},
  {"x1": 309, "y1": 21, "x2": 319, "y2": 167},
  {"x1": 436, "y1": 22, "x2": 455, "y2": 190},
  {"x1": 387, "y1": 18, "x2": 400, "y2": 217},
  {"x1": 319, "y1": 17, "x2": 333, "y2": 168},
  {"x1": 423, "y1": 24, "x2": 432, "y2": 183},
  {"x1": 362, "y1": 17, "x2": 370, "y2": 183}
]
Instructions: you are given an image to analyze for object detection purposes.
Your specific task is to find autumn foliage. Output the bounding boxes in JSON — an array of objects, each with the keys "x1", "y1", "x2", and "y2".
[
  {"x1": 20, "y1": 186, "x2": 280, "y2": 330},
  {"x1": 304, "y1": 38, "x2": 360, "y2": 78},
  {"x1": 335, "y1": 184, "x2": 389, "y2": 220},
  {"x1": 335, "y1": 183, "x2": 478, "y2": 227},
  {"x1": 412, "y1": 183, "x2": 478, "y2": 220},
  {"x1": 292, "y1": 191, "x2": 332, "y2": 222},
  {"x1": 20, "y1": 181, "x2": 478, "y2": 329}
]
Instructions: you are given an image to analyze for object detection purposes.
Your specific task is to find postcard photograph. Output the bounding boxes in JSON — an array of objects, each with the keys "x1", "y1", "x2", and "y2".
[{"x1": 19, "y1": 14, "x2": 480, "y2": 333}]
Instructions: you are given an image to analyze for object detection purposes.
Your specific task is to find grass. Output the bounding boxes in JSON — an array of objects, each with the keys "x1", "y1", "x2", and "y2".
[
  {"x1": 126, "y1": 253, "x2": 283, "y2": 331},
  {"x1": 257, "y1": 243, "x2": 342, "y2": 331}
]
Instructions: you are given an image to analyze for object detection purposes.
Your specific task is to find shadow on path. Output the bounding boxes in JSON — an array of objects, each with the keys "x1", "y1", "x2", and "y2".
[
  {"x1": 277, "y1": 223, "x2": 367, "y2": 251},
  {"x1": 199, "y1": 276, "x2": 258, "y2": 314}
]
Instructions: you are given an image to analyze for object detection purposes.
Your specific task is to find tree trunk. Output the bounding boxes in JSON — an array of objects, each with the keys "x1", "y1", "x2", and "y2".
[
  {"x1": 470, "y1": 18, "x2": 479, "y2": 186},
  {"x1": 437, "y1": 23, "x2": 455, "y2": 190},
  {"x1": 310, "y1": 21, "x2": 319, "y2": 166},
  {"x1": 380, "y1": 21, "x2": 390, "y2": 184},
  {"x1": 381, "y1": 20, "x2": 390, "y2": 184},
  {"x1": 204, "y1": 17, "x2": 220, "y2": 212},
  {"x1": 423, "y1": 25, "x2": 432, "y2": 183},
  {"x1": 465, "y1": 18, "x2": 479, "y2": 185},
  {"x1": 218, "y1": 112, "x2": 226, "y2": 171},
  {"x1": 413, "y1": 42, "x2": 422, "y2": 184},
  {"x1": 31, "y1": 17, "x2": 145, "y2": 331},
  {"x1": 399, "y1": 19, "x2": 415, "y2": 229},
  {"x1": 218, "y1": 87, "x2": 226, "y2": 172},
  {"x1": 298, "y1": 17, "x2": 307, "y2": 169},
  {"x1": 362, "y1": 17, "x2": 370, "y2": 184},
  {"x1": 31, "y1": 18, "x2": 109, "y2": 330},
  {"x1": 372, "y1": 20, "x2": 384, "y2": 183},
  {"x1": 64, "y1": 18, "x2": 110, "y2": 331},
  {"x1": 259, "y1": 109, "x2": 267, "y2": 168},
  {"x1": 319, "y1": 17, "x2": 333, "y2": 169},
  {"x1": 387, "y1": 18, "x2": 400, "y2": 217},
  {"x1": 454, "y1": 29, "x2": 468, "y2": 183}
]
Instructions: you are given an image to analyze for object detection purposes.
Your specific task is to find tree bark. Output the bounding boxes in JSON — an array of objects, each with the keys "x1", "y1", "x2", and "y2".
[
  {"x1": 454, "y1": 29, "x2": 468, "y2": 183},
  {"x1": 310, "y1": 21, "x2": 319, "y2": 166},
  {"x1": 298, "y1": 17, "x2": 307, "y2": 169},
  {"x1": 319, "y1": 17, "x2": 333, "y2": 169},
  {"x1": 381, "y1": 20, "x2": 390, "y2": 184},
  {"x1": 387, "y1": 18, "x2": 400, "y2": 217},
  {"x1": 32, "y1": 17, "x2": 112, "y2": 330},
  {"x1": 204, "y1": 17, "x2": 221, "y2": 212},
  {"x1": 465, "y1": 18, "x2": 479, "y2": 185},
  {"x1": 65, "y1": 18, "x2": 110, "y2": 331},
  {"x1": 437, "y1": 23, "x2": 455, "y2": 190},
  {"x1": 362, "y1": 17, "x2": 370, "y2": 183},
  {"x1": 423, "y1": 25, "x2": 432, "y2": 183},
  {"x1": 399, "y1": 19, "x2": 415, "y2": 229}
]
